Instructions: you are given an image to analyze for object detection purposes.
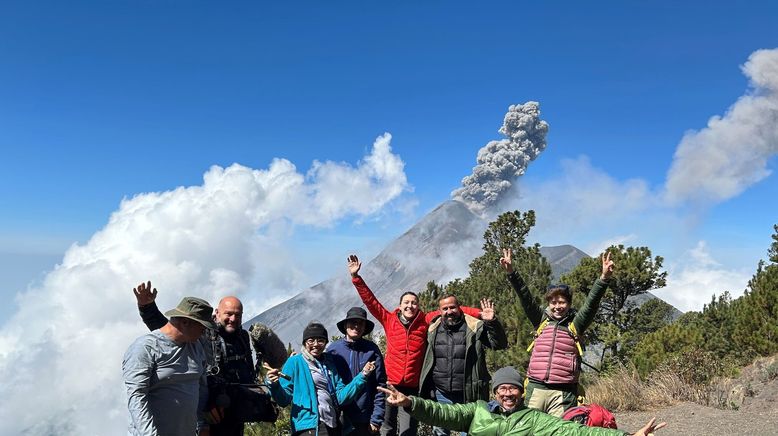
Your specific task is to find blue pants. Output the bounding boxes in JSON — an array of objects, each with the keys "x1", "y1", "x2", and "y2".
[{"x1": 432, "y1": 390, "x2": 467, "y2": 436}]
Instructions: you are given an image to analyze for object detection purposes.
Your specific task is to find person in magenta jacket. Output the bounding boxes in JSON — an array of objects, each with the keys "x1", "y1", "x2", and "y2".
[{"x1": 348, "y1": 254, "x2": 482, "y2": 436}]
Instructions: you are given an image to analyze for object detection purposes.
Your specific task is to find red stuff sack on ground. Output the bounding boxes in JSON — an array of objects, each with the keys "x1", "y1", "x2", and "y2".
[{"x1": 562, "y1": 403, "x2": 618, "y2": 429}]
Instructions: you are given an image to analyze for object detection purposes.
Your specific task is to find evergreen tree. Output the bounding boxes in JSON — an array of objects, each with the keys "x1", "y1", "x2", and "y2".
[
  {"x1": 560, "y1": 245, "x2": 667, "y2": 366},
  {"x1": 417, "y1": 210, "x2": 552, "y2": 372}
]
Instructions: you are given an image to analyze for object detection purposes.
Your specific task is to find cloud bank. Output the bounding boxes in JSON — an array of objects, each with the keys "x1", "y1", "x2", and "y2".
[
  {"x1": 0, "y1": 134, "x2": 408, "y2": 435},
  {"x1": 664, "y1": 48, "x2": 778, "y2": 205}
]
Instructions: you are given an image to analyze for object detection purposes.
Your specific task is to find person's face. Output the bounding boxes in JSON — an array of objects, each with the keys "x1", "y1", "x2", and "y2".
[
  {"x1": 181, "y1": 319, "x2": 206, "y2": 343},
  {"x1": 494, "y1": 384, "x2": 522, "y2": 412},
  {"x1": 399, "y1": 295, "x2": 419, "y2": 319},
  {"x1": 215, "y1": 297, "x2": 243, "y2": 334},
  {"x1": 547, "y1": 295, "x2": 571, "y2": 320},
  {"x1": 305, "y1": 337, "x2": 327, "y2": 358},
  {"x1": 345, "y1": 319, "x2": 366, "y2": 341},
  {"x1": 439, "y1": 296, "x2": 462, "y2": 326}
]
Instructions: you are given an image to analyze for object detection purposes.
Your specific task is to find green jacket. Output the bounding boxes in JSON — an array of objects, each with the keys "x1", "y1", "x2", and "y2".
[
  {"x1": 419, "y1": 313, "x2": 508, "y2": 402},
  {"x1": 409, "y1": 397, "x2": 627, "y2": 436}
]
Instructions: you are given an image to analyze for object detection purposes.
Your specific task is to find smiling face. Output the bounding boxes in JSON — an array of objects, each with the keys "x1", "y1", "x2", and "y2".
[
  {"x1": 494, "y1": 383, "x2": 522, "y2": 412},
  {"x1": 304, "y1": 337, "x2": 327, "y2": 358},
  {"x1": 438, "y1": 296, "x2": 463, "y2": 326},
  {"x1": 215, "y1": 296, "x2": 243, "y2": 334},
  {"x1": 345, "y1": 319, "x2": 366, "y2": 341},
  {"x1": 547, "y1": 295, "x2": 571, "y2": 320},
  {"x1": 399, "y1": 293, "x2": 420, "y2": 320}
]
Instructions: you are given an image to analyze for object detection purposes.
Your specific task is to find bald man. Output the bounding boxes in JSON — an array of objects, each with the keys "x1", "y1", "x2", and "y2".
[{"x1": 133, "y1": 282, "x2": 256, "y2": 436}]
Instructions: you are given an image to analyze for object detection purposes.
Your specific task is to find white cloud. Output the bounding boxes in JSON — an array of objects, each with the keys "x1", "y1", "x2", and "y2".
[
  {"x1": 506, "y1": 155, "x2": 662, "y2": 247},
  {"x1": 653, "y1": 241, "x2": 752, "y2": 312},
  {"x1": 664, "y1": 48, "x2": 778, "y2": 205},
  {"x1": 0, "y1": 134, "x2": 410, "y2": 435}
]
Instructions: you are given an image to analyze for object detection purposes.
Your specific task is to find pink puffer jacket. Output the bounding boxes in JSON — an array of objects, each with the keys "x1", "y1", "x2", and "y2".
[{"x1": 526, "y1": 322, "x2": 580, "y2": 384}]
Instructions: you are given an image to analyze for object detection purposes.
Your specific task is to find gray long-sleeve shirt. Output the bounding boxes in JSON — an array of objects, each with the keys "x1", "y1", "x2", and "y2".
[{"x1": 123, "y1": 330, "x2": 208, "y2": 436}]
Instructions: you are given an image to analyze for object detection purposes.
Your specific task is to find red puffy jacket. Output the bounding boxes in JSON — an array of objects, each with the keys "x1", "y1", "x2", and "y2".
[{"x1": 352, "y1": 276, "x2": 480, "y2": 389}]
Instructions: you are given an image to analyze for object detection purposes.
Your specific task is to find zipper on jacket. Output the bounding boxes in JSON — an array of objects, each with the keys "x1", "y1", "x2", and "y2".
[{"x1": 544, "y1": 323, "x2": 559, "y2": 382}]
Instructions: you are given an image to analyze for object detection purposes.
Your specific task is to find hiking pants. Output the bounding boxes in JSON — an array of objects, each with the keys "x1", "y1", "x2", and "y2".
[
  {"x1": 381, "y1": 385, "x2": 418, "y2": 436},
  {"x1": 524, "y1": 380, "x2": 577, "y2": 418}
]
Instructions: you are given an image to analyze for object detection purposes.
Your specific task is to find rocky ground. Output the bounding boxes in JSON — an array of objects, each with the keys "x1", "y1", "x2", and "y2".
[{"x1": 617, "y1": 355, "x2": 778, "y2": 435}]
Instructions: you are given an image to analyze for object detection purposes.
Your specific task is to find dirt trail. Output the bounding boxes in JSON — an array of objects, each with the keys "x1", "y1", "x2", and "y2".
[{"x1": 616, "y1": 402, "x2": 778, "y2": 435}]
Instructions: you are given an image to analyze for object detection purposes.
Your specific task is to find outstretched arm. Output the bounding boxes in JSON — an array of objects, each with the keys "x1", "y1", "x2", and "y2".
[
  {"x1": 349, "y1": 254, "x2": 392, "y2": 325},
  {"x1": 378, "y1": 386, "x2": 474, "y2": 433},
  {"x1": 573, "y1": 251, "x2": 614, "y2": 332},
  {"x1": 133, "y1": 281, "x2": 168, "y2": 331},
  {"x1": 501, "y1": 249, "x2": 544, "y2": 327}
]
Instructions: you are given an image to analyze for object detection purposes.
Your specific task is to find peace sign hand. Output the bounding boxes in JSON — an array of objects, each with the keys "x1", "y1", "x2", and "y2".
[
  {"x1": 499, "y1": 249, "x2": 514, "y2": 274},
  {"x1": 601, "y1": 250, "x2": 615, "y2": 280},
  {"x1": 377, "y1": 384, "x2": 411, "y2": 408}
]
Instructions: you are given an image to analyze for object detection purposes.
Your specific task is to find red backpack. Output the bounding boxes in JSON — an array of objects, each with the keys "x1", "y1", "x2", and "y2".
[{"x1": 562, "y1": 404, "x2": 618, "y2": 429}]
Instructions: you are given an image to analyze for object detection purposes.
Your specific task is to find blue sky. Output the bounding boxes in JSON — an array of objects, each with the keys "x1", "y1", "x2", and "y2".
[
  {"x1": 2, "y1": 2, "x2": 778, "y2": 433},
  {"x1": 1, "y1": 1, "x2": 777, "y2": 318}
]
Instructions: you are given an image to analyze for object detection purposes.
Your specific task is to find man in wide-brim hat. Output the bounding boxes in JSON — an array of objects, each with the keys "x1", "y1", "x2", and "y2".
[
  {"x1": 124, "y1": 296, "x2": 215, "y2": 436},
  {"x1": 327, "y1": 307, "x2": 387, "y2": 435}
]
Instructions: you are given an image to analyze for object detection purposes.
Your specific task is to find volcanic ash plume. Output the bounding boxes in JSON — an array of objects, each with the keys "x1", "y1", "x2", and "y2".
[{"x1": 452, "y1": 102, "x2": 549, "y2": 213}]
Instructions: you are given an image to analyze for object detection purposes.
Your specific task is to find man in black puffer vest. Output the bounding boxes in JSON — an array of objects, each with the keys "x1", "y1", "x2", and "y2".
[
  {"x1": 133, "y1": 281, "x2": 257, "y2": 436},
  {"x1": 419, "y1": 296, "x2": 508, "y2": 436}
]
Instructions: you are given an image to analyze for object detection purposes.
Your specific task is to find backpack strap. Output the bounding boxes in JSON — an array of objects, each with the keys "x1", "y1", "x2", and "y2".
[
  {"x1": 567, "y1": 323, "x2": 584, "y2": 357},
  {"x1": 526, "y1": 318, "x2": 550, "y2": 352}
]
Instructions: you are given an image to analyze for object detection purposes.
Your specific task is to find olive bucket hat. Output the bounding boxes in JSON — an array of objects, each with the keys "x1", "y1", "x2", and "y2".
[{"x1": 165, "y1": 297, "x2": 216, "y2": 330}]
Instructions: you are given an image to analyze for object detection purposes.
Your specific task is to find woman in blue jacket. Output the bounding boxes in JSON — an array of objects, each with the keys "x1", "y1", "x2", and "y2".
[{"x1": 266, "y1": 322, "x2": 375, "y2": 436}]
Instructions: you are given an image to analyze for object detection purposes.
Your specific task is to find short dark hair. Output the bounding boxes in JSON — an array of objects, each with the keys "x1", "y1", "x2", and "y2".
[
  {"x1": 438, "y1": 294, "x2": 460, "y2": 305},
  {"x1": 544, "y1": 284, "x2": 572, "y2": 303},
  {"x1": 399, "y1": 291, "x2": 418, "y2": 304}
]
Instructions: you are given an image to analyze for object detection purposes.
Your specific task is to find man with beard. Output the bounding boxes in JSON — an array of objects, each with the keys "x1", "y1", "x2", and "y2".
[
  {"x1": 378, "y1": 366, "x2": 667, "y2": 436},
  {"x1": 133, "y1": 281, "x2": 255, "y2": 436},
  {"x1": 418, "y1": 295, "x2": 508, "y2": 436}
]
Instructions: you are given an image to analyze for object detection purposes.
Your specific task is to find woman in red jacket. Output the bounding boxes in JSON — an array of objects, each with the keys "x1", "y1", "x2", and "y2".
[{"x1": 348, "y1": 254, "x2": 481, "y2": 436}]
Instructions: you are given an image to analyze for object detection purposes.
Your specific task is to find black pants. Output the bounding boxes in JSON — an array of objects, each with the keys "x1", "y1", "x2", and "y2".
[
  {"x1": 294, "y1": 420, "x2": 341, "y2": 436},
  {"x1": 210, "y1": 419, "x2": 244, "y2": 436},
  {"x1": 350, "y1": 422, "x2": 377, "y2": 435}
]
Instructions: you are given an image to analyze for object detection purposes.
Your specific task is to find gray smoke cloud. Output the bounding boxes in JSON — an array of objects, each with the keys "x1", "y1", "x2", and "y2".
[
  {"x1": 451, "y1": 102, "x2": 549, "y2": 213},
  {"x1": 664, "y1": 48, "x2": 778, "y2": 204}
]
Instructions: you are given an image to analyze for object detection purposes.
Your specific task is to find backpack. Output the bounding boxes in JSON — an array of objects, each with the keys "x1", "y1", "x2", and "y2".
[{"x1": 562, "y1": 404, "x2": 618, "y2": 429}]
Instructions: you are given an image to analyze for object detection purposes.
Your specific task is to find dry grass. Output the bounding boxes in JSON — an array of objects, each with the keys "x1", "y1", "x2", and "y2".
[{"x1": 585, "y1": 363, "x2": 715, "y2": 411}]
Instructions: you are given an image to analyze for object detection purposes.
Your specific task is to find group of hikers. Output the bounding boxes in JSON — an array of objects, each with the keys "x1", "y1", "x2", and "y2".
[{"x1": 122, "y1": 249, "x2": 667, "y2": 436}]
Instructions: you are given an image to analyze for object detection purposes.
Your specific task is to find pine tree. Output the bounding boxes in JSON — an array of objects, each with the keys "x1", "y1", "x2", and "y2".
[{"x1": 560, "y1": 245, "x2": 667, "y2": 367}]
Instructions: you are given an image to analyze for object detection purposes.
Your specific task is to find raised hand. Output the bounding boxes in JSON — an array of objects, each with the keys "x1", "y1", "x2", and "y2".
[
  {"x1": 133, "y1": 281, "x2": 157, "y2": 307},
  {"x1": 480, "y1": 298, "x2": 496, "y2": 321},
  {"x1": 499, "y1": 248, "x2": 514, "y2": 274},
  {"x1": 631, "y1": 417, "x2": 666, "y2": 436},
  {"x1": 347, "y1": 254, "x2": 362, "y2": 278},
  {"x1": 377, "y1": 385, "x2": 411, "y2": 408},
  {"x1": 361, "y1": 361, "x2": 376, "y2": 376},
  {"x1": 600, "y1": 250, "x2": 615, "y2": 280}
]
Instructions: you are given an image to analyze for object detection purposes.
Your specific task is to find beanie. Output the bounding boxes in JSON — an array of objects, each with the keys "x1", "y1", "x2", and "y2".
[
  {"x1": 302, "y1": 322, "x2": 328, "y2": 344},
  {"x1": 491, "y1": 366, "x2": 524, "y2": 393}
]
